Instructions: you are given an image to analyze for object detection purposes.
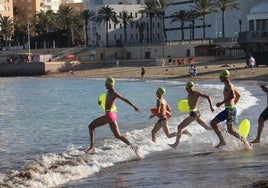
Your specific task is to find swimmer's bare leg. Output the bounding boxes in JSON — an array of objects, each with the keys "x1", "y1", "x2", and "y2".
[
  {"x1": 85, "y1": 115, "x2": 108, "y2": 153},
  {"x1": 168, "y1": 117, "x2": 195, "y2": 149},
  {"x1": 211, "y1": 118, "x2": 226, "y2": 148}
]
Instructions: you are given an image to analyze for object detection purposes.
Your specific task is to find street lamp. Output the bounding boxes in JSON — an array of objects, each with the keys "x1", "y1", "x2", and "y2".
[{"x1": 239, "y1": 19, "x2": 242, "y2": 32}]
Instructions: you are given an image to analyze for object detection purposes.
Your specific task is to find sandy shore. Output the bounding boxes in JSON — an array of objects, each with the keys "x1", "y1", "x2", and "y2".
[{"x1": 43, "y1": 58, "x2": 268, "y2": 82}]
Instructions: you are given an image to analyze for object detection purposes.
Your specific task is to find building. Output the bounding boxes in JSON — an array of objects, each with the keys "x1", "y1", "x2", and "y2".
[
  {"x1": 13, "y1": 0, "x2": 41, "y2": 25},
  {"x1": 165, "y1": 0, "x2": 263, "y2": 41},
  {"x1": 0, "y1": 0, "x2": 13, "y2": 19},
  {"x1": 62, "y1": 0, "x2": 83, "y2": 3},
  {"x1": 60, "y1": 2, "x2": 84, "y2": 12},
  {"x1": 84, "y1": 0, "x2": 263, "y2": 47},
  {"x1": 40, "y1": 0, "x2": 61, "y2": 13},
  {"x1": 84, "y1": 0, "x2": 163, "y2": 47},
  {"x1": 238, "y1": 0, "x2": 268, "y2": 66}
]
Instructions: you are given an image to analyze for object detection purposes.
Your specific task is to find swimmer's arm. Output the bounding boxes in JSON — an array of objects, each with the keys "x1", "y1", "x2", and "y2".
[
  {"x1": 116, "y1": 93, "x2": 141, "y2": 112},
  {"x1": 149, "y1": 114, "x2": 156, "y2": 119},
  {"x1": 233, "y1": 87, "x2": 241, "y2": 104},
  {"x1": 199, "y1": 92, "x2": 214, "y2": 112},
  {"x1": 217, "y1": 83, "x2": 235, "y2": 107},
  {"x1": 166, "y1": 102, "x2": 172, "y2": 112}
]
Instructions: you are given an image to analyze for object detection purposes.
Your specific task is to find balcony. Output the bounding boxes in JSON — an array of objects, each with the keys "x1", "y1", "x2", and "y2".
[{"x1": 238, "y1": 31, "x2": 268, "y2": 43}]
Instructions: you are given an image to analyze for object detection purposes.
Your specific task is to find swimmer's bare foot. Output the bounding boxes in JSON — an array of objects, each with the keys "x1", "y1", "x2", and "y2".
[
  {"x1": 168, "y1": 143, "x2": 178, "y2": 149},
  {"x1": 182, "y1": 129, "x2": 192, "y2": 136},
  {"x1": 250, "y1": 139, "x2": 260, "y2": 144},
  {"x1": 131, "y1": 144, "x2": 143, "y2": 159},
  {"x1": 215, "y1": 141, "x2": 226, "y2": 149},
  {"x1": 245, "y1": 142, "x2": 253, "y2": 150},
  {"x1": 84, "y1": 147, "x2": 95, "y2": 153}
]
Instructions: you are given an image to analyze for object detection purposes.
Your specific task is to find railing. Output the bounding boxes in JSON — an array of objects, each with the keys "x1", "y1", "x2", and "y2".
[{"x1": 238, "y1": 31, "x2": 268, "y2": 43}]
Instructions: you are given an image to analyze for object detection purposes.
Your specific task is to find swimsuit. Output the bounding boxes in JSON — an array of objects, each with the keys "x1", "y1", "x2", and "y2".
[
  {"x1": 106, "y1": 111, "x2": 117, "y2": 123},
  {"x1": 216, "y1": 106, "x2": 237, "y2": 126},
  {"x1": 260, "y1": 106, "x2": 268, "y2": 121},
  {"x1": 157, "y1": 116, "x2": 167, "y2": 123},
  {"x1": 189, "y1": 109, "x2": 200, "y2": 118}
]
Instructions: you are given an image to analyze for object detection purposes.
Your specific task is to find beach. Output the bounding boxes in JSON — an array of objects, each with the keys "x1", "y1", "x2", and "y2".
[
  {"x1": 43, "y1": 58, "x2": 268, "y2": 82},
  {"x1": 0, "y1": 58, "x2": 268, "y2": 188}
]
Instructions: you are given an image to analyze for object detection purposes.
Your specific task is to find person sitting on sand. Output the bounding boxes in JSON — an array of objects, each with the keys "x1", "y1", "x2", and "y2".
[
  {"x1": 85, "y1": 77, "x2": 142, "y2": 154},
  {"x1": 169, "y1": 81, "x2": 214, "y2": 149},
  {"x1": 149, "y1": 87, "x2": 191, "y2": 143},
  {"x1": 210, "y1": 70, "x2": 252, "y2": 150},
  {"x1": 250, "y1": 84, "x2": 268, "y2": 143}
]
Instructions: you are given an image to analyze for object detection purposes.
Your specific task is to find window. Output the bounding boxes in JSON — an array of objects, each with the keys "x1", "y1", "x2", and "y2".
[{"x1": 249, "y1": 20, "x2": 254, "y2": 31}]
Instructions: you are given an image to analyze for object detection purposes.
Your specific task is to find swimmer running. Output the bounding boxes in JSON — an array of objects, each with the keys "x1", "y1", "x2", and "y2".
[
  {"x1": 85, "y1": 77, "x2": 142, "y2": 154},
  {"x1": 150, "y1": 87, "x2": 191, "y2": 142},
  {"x1": 169, "y1": 81, "x2": 214, "y2": 149},
  {"x1": 210, "y1": 70, "x2": 252, "y2": 150}
]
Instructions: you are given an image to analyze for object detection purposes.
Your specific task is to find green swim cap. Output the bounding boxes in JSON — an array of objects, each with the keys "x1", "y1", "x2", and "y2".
[
  {"x1": 105, "y1": 77, "x2": 115, "y2": 85},
  {"x1": 157, "y1": 87, "x2": 166, "y2": 95},
  {"x1": 220, "y1": 70, "x2": 230, "y2": 78},
  {"x1": 186, "y1": 81, "x2": 194, "y2": 89}
]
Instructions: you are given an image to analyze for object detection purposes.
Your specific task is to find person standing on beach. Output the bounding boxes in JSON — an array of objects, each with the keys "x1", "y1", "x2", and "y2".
[
  {"x1": 250, "y1": 84, "x2": 268, "y2": 143},
  {"x1": 149, "y1": 87, "x2": 191, "y2": 142},
  {"x1": 141, "y1": 66, "x2": 145, "y2": 79},
  {"x1": 85, "y1": 77, "x2": 142, "y2": 154},
  {"x1": 210, "y1": 70, "x2": 252, "y2": 149},
  {"x1": 248, "y1": 55, "x2": 256, "y2": 70},
  {"x1": 168, "y1": 81, "x2": 214, "y2": 149}
]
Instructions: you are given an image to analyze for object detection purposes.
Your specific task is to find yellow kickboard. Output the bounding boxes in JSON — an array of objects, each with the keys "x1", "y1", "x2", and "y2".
[{"x1": 238, "y1": 119, "x2": 250, "y2": 138}]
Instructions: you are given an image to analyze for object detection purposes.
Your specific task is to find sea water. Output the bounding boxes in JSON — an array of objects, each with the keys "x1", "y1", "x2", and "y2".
[{"x1": 0, "y1": 77, "x2": 267, "y2": 188}]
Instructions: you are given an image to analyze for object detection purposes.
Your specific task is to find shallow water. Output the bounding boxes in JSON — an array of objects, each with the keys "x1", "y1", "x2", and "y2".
[{"x1": 0, "y1": 77, "x2": 267, "y2": 188}]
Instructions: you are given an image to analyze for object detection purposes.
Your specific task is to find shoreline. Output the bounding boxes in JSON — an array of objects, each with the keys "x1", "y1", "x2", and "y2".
[{"x1": 42, "y1": 58, "x2": 268, "y2": 82}]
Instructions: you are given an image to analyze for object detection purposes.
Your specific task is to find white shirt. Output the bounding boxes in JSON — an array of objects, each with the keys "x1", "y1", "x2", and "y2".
[{"x1": 249, "y1": 56, "x2": 255, "y2": 66}]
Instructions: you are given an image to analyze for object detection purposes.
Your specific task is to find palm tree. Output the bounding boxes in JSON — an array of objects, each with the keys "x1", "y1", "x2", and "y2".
[
  {"x1": 57, "y1": 5, "x2": 75, "y2": 46},
  {"x1": 34, "y1": 10, "x2": 56, "y2": 48},
  {"x1": 96, "y1": 5, "x2": 117, "y2": 46},
  {"x1": 136, "y1": 21, "x2": 147, "y2": 43},
  {"x1": 117, "y1": 11, "x2": 134, "y2": 44},
  {"x1": 186, "y1": 9, "x2": 201, "y2": 40},
  {"x1": 170, "y1": 10, "x2": 188, "y2": 41},
  {"x1": 139, "y1": 0, "x2": 162, "y2": 42},
  {"x1": 80, "y1": 9, "x2": 96, "y2": 47},
  {"x1": 158, "y1": 0, "x2": 174, "y2": 42},
  {"x1": 0, "y1": 15, "x2": 14, "y2": 49},
  {"x1": 191, "y1": 0, "x2": 216, "y2": 39},
  {"x1": 214, "y1": 0, "x2": 239, "y2": 38}
]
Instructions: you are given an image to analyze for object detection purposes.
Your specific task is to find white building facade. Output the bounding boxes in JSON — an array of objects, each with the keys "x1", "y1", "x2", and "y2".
[
  {"x1": 84, "y1": 0, "x2": 263, "y2": 47},
  {"x1": 41, "y1": 0, "x2": 61, "y2": 12},
  {"x1": 165, "y1": 0, "x2": 263, "y2": 41},
  {"x1": 84, "y1": 0, "x2": 164, "y2": 47}
]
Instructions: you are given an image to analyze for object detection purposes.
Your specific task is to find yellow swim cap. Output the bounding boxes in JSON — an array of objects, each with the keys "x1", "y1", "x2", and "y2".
[
  {"x1": 186, "y1": 81, "x2": 194, "y2": 89},
  {"x1": 105, "y1": 77, "x2": 115, "y2": 85},
  {"x1": 220, "y1": 70, "x2": 230, "y2": 78},
  {"x1": 157, "y1": 87, "x2": 166, "y2": 95}
]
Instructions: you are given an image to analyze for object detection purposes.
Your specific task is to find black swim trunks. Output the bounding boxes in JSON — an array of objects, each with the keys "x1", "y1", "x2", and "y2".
[
  {"x1": 157, "y1": 116, "x2": 167, "y2": 123},
  {"x1": 189, "y1": 110, "x2": 200, "y2": 118},
  {"x1": 260, "y1": 106, "x2": 268, "y2": 121}
]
